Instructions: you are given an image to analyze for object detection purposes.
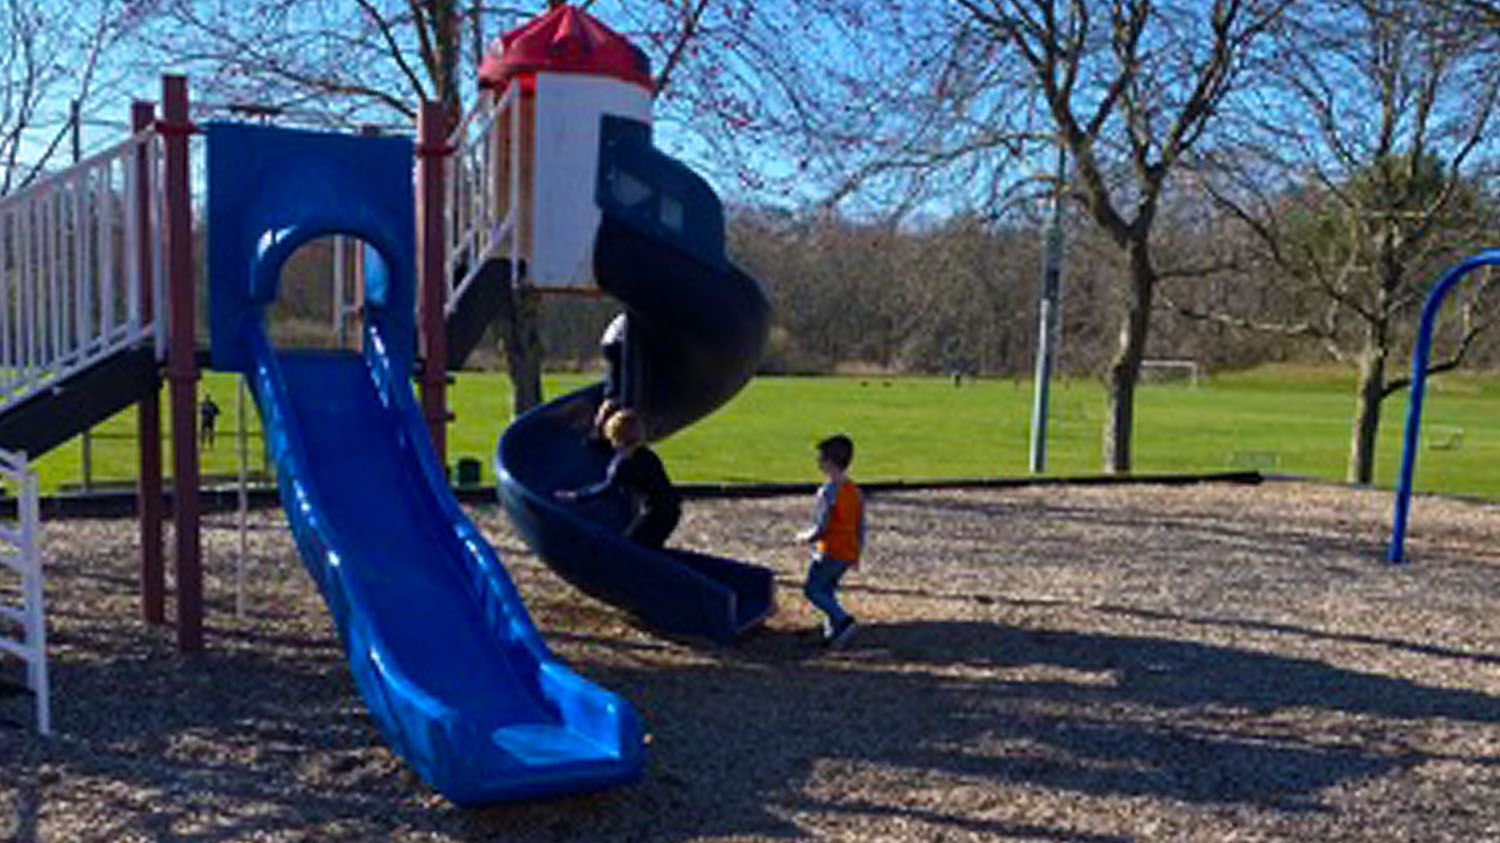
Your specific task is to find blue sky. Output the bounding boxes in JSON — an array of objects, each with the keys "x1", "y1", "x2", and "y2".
[
  {"x1": 40, "y1": 0, "x2": 1490, "y2": 227},
  {"x1": 24, "y1": 0, "x2": 946, "y2": 217}
]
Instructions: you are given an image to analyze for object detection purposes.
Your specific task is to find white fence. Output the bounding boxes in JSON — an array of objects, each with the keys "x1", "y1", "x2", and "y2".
[
  {"x1": 0, "y1": 129, "x2": 166, "y2": 414},
  {"x1": 444, "y1": 87, "x2": 521, "y2": 313},
  {"x1": 0, "y1": 449, "x2": 46, "y2": 735}
]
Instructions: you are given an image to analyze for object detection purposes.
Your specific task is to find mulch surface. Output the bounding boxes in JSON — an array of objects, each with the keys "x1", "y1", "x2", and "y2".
[{"x1": 4, "y1": 479, "x2": 1500, "y2": 841}]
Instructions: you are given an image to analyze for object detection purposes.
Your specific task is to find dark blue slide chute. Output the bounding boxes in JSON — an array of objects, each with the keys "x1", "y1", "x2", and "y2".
[
  {"x1": 207, "y1": 123, "x2": 643, "y2": 805},
  {"x1": 496, "y1": 116, "x2": 776, "y2": 644}
]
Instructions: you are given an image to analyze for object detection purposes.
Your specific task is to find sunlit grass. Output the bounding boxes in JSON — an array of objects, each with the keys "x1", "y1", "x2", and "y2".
[{"x1": 29, "y1": 365, "x2": 1500, "y2": 499}]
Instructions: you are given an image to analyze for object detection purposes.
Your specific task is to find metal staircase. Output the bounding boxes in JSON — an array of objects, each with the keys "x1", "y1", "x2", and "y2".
[
  {"x1": 443, "y1": 90, "x2": 525, "y2": 370},
  {"x1": 0, "y1": 128, "x2": 166, "y2": 457}
]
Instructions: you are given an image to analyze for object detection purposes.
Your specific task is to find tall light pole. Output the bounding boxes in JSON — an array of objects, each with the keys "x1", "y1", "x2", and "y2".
[{"x1": 1029, "y1": 142, "x2": 1067, "y2": 473}]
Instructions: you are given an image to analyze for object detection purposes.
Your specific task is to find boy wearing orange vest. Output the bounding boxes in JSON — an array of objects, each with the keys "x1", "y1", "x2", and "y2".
[{"x1": 799, "y1": 434, "x2": 865, "y2": 648}]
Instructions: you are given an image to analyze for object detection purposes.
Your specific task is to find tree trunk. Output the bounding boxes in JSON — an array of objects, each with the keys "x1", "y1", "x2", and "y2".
[
  {"x1": 423, "y1": 0, "x2": 463, "y2": 134},
  {"x1": 1347, "y1": 332, "x2": 1390, "y2": 486},
  {"x1": 1103, "y1": 242, "x2": 1156, "y2": 474},
  {"x1": 1347, "y1": 225, "x2": 1402, "y2": 485},
  {"x1": 495, "y1": 279, "x2": 544, "y2": 415}
]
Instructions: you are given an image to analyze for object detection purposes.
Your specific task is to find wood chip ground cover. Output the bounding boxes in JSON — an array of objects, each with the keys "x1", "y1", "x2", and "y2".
[{"x1": 3, "y1": 480, "x2": 1500, "y2": 841}]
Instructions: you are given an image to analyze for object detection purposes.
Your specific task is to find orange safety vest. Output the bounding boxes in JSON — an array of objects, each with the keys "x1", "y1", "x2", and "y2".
[{"x1": 816, "y1": 481, "x2": 863, "y2": 564}]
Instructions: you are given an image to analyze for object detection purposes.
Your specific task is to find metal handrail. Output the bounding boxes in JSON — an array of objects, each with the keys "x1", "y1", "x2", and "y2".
[
  {"x1": 443, "y1": 85, "x2": 521, "y2": 315},
  {"x1": 0, "y1": 130, "x2": 151, "y2": 211},
  {"x1": 0, "y1": 127, "x2": 165, "y2": 416}
]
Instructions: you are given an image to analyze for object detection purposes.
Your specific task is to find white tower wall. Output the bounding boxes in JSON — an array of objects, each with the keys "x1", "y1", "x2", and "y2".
[{"x1": 528, "y1": 73, "x2": 653, "y2": 290}]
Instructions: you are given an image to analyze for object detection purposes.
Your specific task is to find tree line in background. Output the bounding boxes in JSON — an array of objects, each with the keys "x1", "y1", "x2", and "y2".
[
  {"x1": 530, "y1": 185, "x2": 1496, "y2": 382},
  {"x1": 7, "y1": 0, "x2": 1498, "y2": 485}
]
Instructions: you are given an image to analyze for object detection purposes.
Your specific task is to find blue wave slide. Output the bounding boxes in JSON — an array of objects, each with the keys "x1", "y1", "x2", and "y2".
[
  {"x1": 206, "y1": 123, "x2": 642, "y2": 805},
  {"x1": 496, "y1": 115, "x2": 776, "y2": 644}
]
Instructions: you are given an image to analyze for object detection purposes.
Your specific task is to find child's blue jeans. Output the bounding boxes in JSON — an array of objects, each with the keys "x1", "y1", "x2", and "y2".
[{"x1": 804, "y1": 556, "x2": 851, "y2": 628}]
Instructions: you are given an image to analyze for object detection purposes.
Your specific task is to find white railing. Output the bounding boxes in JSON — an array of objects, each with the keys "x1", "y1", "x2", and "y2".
[
  {"x1": 444, "y1": 85, "x2": 522, "y2": 314},
  {"x1": 331, "y1": 235, "x2": 362, "y2": 348},
  {"x1": 0, "y1": 449, "x2": 47, "y2": 735},
  {"x1": 0, "y1": 128, "x2": 166, "y2": 414}
]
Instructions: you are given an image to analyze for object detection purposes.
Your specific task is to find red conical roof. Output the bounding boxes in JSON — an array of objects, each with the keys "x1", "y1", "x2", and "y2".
[{"x1": 478, "y1": 5, "x2": 653, "y2": 92}]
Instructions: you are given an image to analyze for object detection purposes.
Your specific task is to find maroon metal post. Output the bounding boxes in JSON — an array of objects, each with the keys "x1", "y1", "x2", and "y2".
[
  {"x1": 132, "y1": 100, "x2": 165, "y2": 626},
  {"x1": 161, "y1": 75, "x2": 203, "y2": 653},
  {"x1": 416, "y1": 100, "x2": 449, "y2": 464}
]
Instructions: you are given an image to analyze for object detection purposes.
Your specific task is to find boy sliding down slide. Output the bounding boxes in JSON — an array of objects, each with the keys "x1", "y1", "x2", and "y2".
[
  {"x1": 556, "y1": 409, "x2": 683, "y2": 549},
  {"x1": 799, "y1": 434, "x2": 864, "y2": 649}
]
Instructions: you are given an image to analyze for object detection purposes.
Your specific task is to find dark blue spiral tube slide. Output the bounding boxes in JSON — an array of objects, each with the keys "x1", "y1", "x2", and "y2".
[{"x1": 496, "y1": 115, "x2": 776, "y2": 644}]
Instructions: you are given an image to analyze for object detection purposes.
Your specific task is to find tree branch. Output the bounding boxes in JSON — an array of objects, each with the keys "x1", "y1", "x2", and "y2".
[
  {"x1": 654, "y1": 0, "x2": 712, "y2": 98},
  {"x1": 1160, "y1": 291, "x2": 1335, "y2": 341},
  {"x1": 357, "y1": 0, "x2": 428, "y2": 102}
]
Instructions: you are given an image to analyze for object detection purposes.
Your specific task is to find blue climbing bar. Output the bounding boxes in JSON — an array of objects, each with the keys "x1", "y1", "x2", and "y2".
[{"x1": 1387, "y1": 249, "x2": 1500, "y2": 563}]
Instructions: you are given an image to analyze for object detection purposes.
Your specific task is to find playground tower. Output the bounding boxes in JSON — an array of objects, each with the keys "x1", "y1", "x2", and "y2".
[{"x1": 478, "y1": 4, "x2": 656, "y2": 292}]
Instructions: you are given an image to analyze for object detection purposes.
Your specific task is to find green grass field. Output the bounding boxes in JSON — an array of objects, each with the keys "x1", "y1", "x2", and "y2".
[{"x1": 29, "y1": 365, "x2": 1500, "y2": 499}]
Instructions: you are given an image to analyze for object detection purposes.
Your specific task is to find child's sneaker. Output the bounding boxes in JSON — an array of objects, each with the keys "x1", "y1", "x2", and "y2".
[{"x1": 827, "y1": 616, "x2": 858, "y2": 649}]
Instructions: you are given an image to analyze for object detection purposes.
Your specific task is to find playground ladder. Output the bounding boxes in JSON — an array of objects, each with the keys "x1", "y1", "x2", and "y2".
[
  {"x1": 444, "y1": 86, "x2": 523, "y2": 312},
  {"x1": 0, "y1": 449, "x2": 47, "y2": 734},
  {"x1": 0, "y1": 128, "x2": 167, "y2": 417}
]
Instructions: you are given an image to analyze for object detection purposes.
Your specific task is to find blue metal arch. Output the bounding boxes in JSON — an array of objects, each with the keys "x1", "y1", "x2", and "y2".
[
  {"x1": 206, "y1": 122, "x2": 416, "y2": 375},
  {"x1": 1387, "y1": 249, "x2": 1500, "y2": 563}
]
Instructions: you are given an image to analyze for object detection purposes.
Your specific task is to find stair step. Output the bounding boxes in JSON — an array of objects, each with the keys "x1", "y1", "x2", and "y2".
[
  {"x1": 0, "y1": 346, "x2": 159, "y2": 458},
  {"x1": 446, "y1": 258, "x2": 522, "y2": 371}
]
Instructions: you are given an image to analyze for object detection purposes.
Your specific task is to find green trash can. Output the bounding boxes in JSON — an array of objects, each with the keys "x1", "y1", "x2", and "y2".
[{"x1": 456, "y1": 457, "x2": 482, "y2": 488}]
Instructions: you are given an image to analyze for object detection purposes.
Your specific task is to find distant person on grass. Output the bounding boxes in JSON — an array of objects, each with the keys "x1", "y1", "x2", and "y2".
[
  {"x1": 799, "y1": 434, "x2": 865, "y2": 648},
  {"x1": 199, "y1": 394, "x2": 221, "y2": 448},
  {"x1": 556, "y1": 409, "x2": 682, "y2": 549}
]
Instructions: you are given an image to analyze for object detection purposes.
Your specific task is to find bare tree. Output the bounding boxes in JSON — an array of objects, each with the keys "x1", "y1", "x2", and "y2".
[
  {"x1": 1453, "y1": 0, "x2": 1499, "y2": 26},
  {"x1": 1190, "y1": 0, "x2": 1499, "y2": 485},
  {"x1": 137, "y1": 0, "x2": 507, "y2": 128},
  {"x1": 942, "y1": 0, "x2": 1290, "y2": 472},
  {"x1": 0, "y1": 0, "x2": 131, "y2": 193}
]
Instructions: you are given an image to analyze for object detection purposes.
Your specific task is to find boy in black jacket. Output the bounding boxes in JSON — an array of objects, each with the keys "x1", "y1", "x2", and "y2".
[{"x1": 556, "y1": 409, "x2": 681, "y2": 549}]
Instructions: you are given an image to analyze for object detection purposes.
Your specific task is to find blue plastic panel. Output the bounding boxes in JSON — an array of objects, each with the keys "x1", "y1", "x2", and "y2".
[
  {"x1": 206, "y1": 122, "x2": 416, "y2": 375},
  {"x1": 596, "y1": 115, "x2": 727, "y2": 274}
]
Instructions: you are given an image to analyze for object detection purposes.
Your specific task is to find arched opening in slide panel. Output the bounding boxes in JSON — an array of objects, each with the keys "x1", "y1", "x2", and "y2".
[{"x1": 265, "y1": 235, "x2": 364, "y2": 351}]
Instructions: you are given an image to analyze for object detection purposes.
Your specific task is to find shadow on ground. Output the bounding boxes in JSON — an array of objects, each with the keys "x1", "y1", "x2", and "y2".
[
  {"x1": 8, "y1": 599, "x2": 1500, "y2": 841},
  {"x1": 460, "y1": 617, "x2": 1500, "y2": 840}
]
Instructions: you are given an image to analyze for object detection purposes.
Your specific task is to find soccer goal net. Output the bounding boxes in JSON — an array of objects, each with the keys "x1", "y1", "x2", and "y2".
[{"x1": 1140, "y1": 359, "x2": 1203, "y2": 388}]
